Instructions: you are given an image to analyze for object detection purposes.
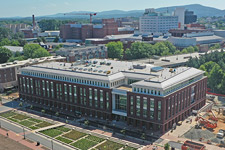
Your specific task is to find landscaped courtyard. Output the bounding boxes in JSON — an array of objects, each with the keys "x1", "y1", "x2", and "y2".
[
  {"x1": 39, "y1": 126, "x2": 137, "y2": 150},
  {"x1": 0, "y1": 111, "x2": 138, "y2": 150},
  {"x1": 0, "y1": 111, "x2": 54, "y2": 129}
]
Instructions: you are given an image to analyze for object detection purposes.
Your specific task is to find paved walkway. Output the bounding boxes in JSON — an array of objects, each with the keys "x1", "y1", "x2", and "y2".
[
  {"x1": 35, "y1": 123, "x2": 65, "y2": 132},
  {"x1": 0, "y1": 128, "x2": 46, "y2": 150}
]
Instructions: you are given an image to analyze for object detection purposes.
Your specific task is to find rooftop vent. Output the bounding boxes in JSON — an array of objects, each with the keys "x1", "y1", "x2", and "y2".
[{"x1": 151, "y1": 67, "x2": 164, "y2": 72}]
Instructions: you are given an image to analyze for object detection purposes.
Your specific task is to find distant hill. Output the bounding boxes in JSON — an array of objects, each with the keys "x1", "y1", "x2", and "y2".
[{"x1": 1, "y1": 4, "x2": 225, "y2": 19}]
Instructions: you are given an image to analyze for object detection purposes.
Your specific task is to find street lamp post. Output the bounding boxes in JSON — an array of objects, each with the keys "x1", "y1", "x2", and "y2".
[
  {"x1": 23, "y1": 127, "x2": 25, "y2": 139},
  {"x1": 51, "y1": 139, "x2": 53, "y2": 150}
]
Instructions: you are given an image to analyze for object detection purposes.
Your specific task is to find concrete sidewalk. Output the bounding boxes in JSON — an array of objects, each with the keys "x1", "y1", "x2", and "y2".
[
  {"x1": 0, "y1": 127, "x2": 46, "y2": 150},
  {"x1": 34, "y1": 123, "x2": 65, "y2": 132}
]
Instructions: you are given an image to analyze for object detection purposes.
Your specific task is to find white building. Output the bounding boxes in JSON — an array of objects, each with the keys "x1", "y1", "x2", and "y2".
[
  {"x1": 139, "y1": 8, "x2": 178, "y2": 35},
  {"x1": 174, "y1": 7, "x2": 185, "y2": 28}
]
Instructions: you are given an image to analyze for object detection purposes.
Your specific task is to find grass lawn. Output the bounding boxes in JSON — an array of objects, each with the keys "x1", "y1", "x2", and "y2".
[
  {"x1": 86, "y1": 135, "x2": 104, "y2": 143},
  {"x1": 28, "y1": 118, "x2": 42, "y2": 123},
  {"x1": 18, "y1": 120, "x2": 36, "y2": 127},
  {"x1": 55, "y1": 126, "x2": 71, "y2": 132},
  {"x1": 96, "y1": 141, "x2": 124, "y2": 150},
  {"x1": 0, "y1": 111, "x2": 16, "y2": 118},
  {"x1": 29, "y1": 126, "x2": 39, "y2": 130},
  {"x1": 35, "y1": 121, "x2": 53, "y2": 128},
  {"x1": 12, "y1": 114, "x2": 29, "y2": 120},
  {"x1": 123, "y1": 147, "x2": 137, "y2": 150},
  {"x1": 63, "y1": 130, "x2": 86, "y2": 141},
  {"x1": 56, "y1": 136, "x2": 73, "y2": 144},
  {"x1": 7, "y1": 117, "x2": 19, "y2": 123},
  {"x1": 40, "y1": 129, "x2": 63, "y2": 137},
  {"x1": 71, "y1": 138, "x2": 97, "y2": 150}
]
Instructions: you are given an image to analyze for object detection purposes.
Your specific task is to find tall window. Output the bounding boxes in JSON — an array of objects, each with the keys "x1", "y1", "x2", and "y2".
[
  {"x1": 80, "y1": 87, "x2": 83, "y2": 104},
  {"x1": 94, "y1": 89, "x2": 98, "y2": 107},
  {"x1": 100, "y1": 90, "x2": 103, "y2": 109},
  {"x1": 42, "y1": 80, "x2": 45, "y2": 97},
  {"x1": 74, "y1": 86, "x2": 77, "y2": 103},
  {"x1": 64, "y1": 84, "x2": 68, "y2": 101},
  {"x1": 150, "y1": 98, "x2": 154, "y2": 119},
  {"x1": 106, "y1": 92, "x2": 110, "y2": 109},
  {"x1": 143, "y1": 97, "x2": 147, "y2": 118},
  {"x1": 158, "y1": 101, "x2": 161, "y2": 121},
  {"x1": 46, "y1": 81, "x2": 50, "y2": 98},
  {"x1": 69, "y1": 85, "x2": 72, "y2": 102},
  {"x1": 51, "y1": 82, "x2": 54, "y2": 98},
  {"x1": 84, "y1": 88, "x2": 86, "y2": 105},
  {"x1": 136, "y1": 96, "x2": 140, "y2": 116},
  {"x1": 130, "y1": 96, "x2": 134, "y2": 115},
  {"x1": 89, "y1": 88, "x2": 92, "y2": 107},
  {"x1": 115, "y1": 95, "x2": 127, "y2": 112}
]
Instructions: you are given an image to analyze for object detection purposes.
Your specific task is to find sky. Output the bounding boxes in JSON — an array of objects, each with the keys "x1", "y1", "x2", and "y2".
[{"x1": 0, "y1": 0, "x2": 225, "y2": 18}]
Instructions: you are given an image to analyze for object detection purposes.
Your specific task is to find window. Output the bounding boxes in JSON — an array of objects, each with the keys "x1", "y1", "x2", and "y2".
[
  {"x1": 136, "y1": 96, "x2": 140, "y2": 116},
  {"x1": 100, "y1": 90, "x2": 103, "y2": 109},
  {"x1": 115, "y1": 95, "x2": 127, "y2": 112},
  {"x1": 74, "y1": 86, "x2": 77, "y2": 103},
  {"x1": 94, "y1": 89, "x2": 98, "y2": 107},
  {"x1": 106, "y1": 92, "x2": 109, "y2": 109},
  {"x1": 143, "y1": 97, "x2": 147, "y2": 118},
  {"x1": 150, "y1": 98, "x2": 154, "y2": 119},
  {"x1": 158, "y1": 101, "x2": 161, "y2": 121},
  {"x1": 89, "y1": 88, "x2": 92, "y2": 107},
  {"x1": 130, "y1": 96, "x2": 134, "y2": 115}
]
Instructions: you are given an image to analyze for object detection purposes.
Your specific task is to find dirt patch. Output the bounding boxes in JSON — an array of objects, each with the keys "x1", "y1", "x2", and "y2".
[{"x1": 0, "y1": 134, "x2": 32, "y2": 150}]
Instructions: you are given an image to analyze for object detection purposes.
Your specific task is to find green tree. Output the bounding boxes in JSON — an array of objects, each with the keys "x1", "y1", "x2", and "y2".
[
  {"x1": 181, "y1": 49, "x2": 188, "y2": 54},
  {"x1": 164, "y1": 143, "x2": 170, "y2": 150},
  {"x1": 106, "y1": 41, "x2": 124, "y2": 59},
  {"x1": 0, "y1": 38, "x2": 11, "y2": 46},
  {"x1": 209, "y1": 64, "x2": 224, "y2": 92},
  {"x1": 23, "y1": 44, "x2": 42, "y2": 59},
  {"x1": 0, "y1": 27, "x2": 11, "y2": 41},
  {"x1": 193, "y1": 46, "x2": 199, "y2": 52},
  {"x1": 11, "y1": 40, "x2": 20, "y2": 46},
  {"x1": 41, "y1": 37, "x2": 46, "y2": 43},
  {"x1": 0, "y1": 47, "x2": 13, "y2": 63},
  {"x1": 186, "y1": 46, "x2": 195, "y2": 53},
  {"x1": 33, "y1": 48, "x2": 50, "y2": 58}
]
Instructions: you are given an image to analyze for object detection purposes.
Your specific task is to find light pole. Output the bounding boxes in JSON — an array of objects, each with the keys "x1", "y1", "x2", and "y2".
[
  {"x1": 51, "y1": 139, "x2": 53, "y2": 150},
  {"x1": 23, "y1": 127, "x2": 25, "y2": 139}
]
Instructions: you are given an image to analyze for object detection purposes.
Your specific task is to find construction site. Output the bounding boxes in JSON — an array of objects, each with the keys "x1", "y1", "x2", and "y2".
[{"x1": 182, "y1": 94, "x2": 225, "y2": 148}]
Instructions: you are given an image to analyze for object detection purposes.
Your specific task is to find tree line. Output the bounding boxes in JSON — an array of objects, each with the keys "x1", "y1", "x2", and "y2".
[
  {"x1": 106, "y1": 41, "x2": 199, "y2": 60},
  {"x1": 187, "y1": 50, "x2": 225, "y2": 94}
]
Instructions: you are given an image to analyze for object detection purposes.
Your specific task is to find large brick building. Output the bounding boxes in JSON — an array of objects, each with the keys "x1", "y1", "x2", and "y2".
[
  {"x1": 0, "y1": 56, "x2": 66, "y2": 92},
  {"x1": 18, "y1": 60, "x2": 207, "y2": 133},
  {"x1": 60, "y1": 19, "x2": 119, "y2": 42}
]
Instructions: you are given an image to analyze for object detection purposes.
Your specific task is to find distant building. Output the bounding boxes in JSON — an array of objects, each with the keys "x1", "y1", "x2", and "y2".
[
  {"x1": 60, "y1": 19, "x2": 119, "y2": 42},
  {"x1": 38, "y1": 31, "x2": 60, "y2": 37},
  {"x1": 174, "y1": 7, "x2": 185, "y2": 28},
  {"x1": 55, "y1": 45, "x2": 108, "y2": 62},
  {"x1": 3, "y1": 46, "x2": 23, "y2": 54},
  {"x1": 4, "y1": 24, "x2": 28, "y2": 33},
  {"x1": 139, "y1": 8, "x2": 178, "y2": 35},
  {"x1": 185, "y1": 10, "x2": 197, "y2": 24}
]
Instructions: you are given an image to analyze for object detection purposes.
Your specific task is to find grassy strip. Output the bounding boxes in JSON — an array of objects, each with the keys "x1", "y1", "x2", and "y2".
[
  {"x1": 30, "y1": 126, "x2": 39, "y2": 130},
  {"x1": 36, "y1": 121, "x2": 53, "y2": 128},
  {"x1": 55, "y1": 126, "x2": 71, "y2": 132},
  {"x1": 63, "y1": 130, "x2": 86, "y2": 141},
  {"x1": 12, "y1": 114, "x2": 29, "y2": 120},
  {"x1": 56, "y1": 136, "x2": 73, "y2": 144},
  {"x1": 96, "y1": 141, "x2": 123, "y2": 150},
  {"x1": 86, "y1": 135, "x2": 104, "y2": 143},
  {"x1": 0, "y1": 111, "x2": 16, "y2": 118},
  {"x1": 71, "y1": 139, "x2": 97, "y2": 150},
  {"x1": 7, "y1": 117, "x2": 19, "y2": 123},
  {"x1": 28, "y1": 118, "x2": 42, "y2": 123},
  {"x1": 40, "y1": 129, "x2": 63, "y2": 137},
  {"x1": 18, "y1": 120, "x2": 36, "y2": 127}
]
